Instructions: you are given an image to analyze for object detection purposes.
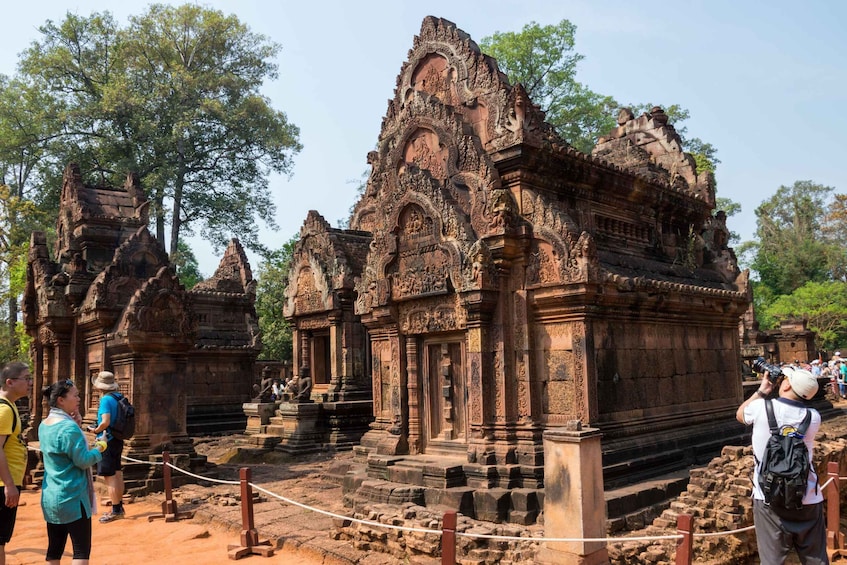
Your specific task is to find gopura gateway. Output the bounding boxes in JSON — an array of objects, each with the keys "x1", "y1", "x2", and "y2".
[{"x1": 284, "y1": 17, "x2": 750, "y2": 522}]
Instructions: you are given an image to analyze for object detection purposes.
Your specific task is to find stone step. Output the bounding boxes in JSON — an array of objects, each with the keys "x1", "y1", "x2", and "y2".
[{"x1": 604, "y1": 469, "x2": 690, "y2": 532}]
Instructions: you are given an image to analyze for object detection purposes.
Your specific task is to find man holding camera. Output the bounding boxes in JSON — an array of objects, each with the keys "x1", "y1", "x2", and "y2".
[{"x1": 736, "y1": 364, "x2": 827, "y2": 564}]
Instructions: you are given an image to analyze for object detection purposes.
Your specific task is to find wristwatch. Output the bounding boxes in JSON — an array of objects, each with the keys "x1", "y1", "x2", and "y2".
[{"x1": 756, "y1": 389, "x2": 767, "y2": 398}]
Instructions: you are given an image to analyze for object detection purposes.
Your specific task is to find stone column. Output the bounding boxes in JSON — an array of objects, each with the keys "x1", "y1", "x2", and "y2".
[
  {"x1": 539, "y1": 423, "x2": 609, "y2": 565},
  {"x1": 405, "y1": 336, "x2": 420, "y2": 454}
]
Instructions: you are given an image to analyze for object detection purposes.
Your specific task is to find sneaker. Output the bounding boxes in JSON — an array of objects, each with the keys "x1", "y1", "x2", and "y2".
[{"x1": 99, "y1": 510, "x2": 125, "y2": 523}]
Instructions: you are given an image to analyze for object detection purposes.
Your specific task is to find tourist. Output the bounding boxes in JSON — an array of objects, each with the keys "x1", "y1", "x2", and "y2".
[
  {"x1": 810, "y1": 360, "x2": 821, "y2": 377},
  {"x1": 87, "y1": 371, "x2": 126, "y2": 523},
  {"x1": 39, "y1": 380, "x2": 106, "y2": 564},
  {"x1": 271, "y1": 378, "x2": 282, "y2": 400},
  {"x1": 736, "y1": 366, "x2": 827, "y2": 564},
  {"x1": 0, "y1": 362, "x2": 30, "y2": 565}
]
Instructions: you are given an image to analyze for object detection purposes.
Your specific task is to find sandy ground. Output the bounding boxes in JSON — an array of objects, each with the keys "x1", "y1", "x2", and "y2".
[{"x1": 3, "y1": 488, "x2": 324, "y2": 564}]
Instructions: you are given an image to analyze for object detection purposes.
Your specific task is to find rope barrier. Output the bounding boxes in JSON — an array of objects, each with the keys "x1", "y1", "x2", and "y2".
[{"x1": 23, "y1": 443, "x2": 840, "y2": 549}]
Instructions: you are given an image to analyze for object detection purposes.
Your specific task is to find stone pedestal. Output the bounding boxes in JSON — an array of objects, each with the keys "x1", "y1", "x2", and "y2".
[
  {"x1": 538, "y1": 425, "x2": 609, "y2": 565},
  {"x1": 274, "y1": 402, "x2": 323, "y2": 454},
  {"x1": 242, "y1": 402, "x2": 277, "y2": 434}
]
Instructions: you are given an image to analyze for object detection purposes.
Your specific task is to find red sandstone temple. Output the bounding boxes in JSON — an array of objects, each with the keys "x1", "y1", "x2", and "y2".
[
  {"x1": 283, "y1": 17, "x2": 750, "y2": 523},
  {"x1": 23, "y1": 164, "x2": 260, "y2": 486}
]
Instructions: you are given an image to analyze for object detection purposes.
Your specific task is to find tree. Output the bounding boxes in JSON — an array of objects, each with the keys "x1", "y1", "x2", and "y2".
[
  {"x1": 761, "y1": 281, "x2": 847, "y2": 350},
  {"x1": 255, "y1": 235, "x2": 297, "y2": 361},
  {"x1": 12, "y1": 5, "x2": 302, "y2": 257},
  {"x1": 171, "y1": 240, "x2": 204, "y2": 290},
  {"x1": 746, "y1": 181, "x2": 840, "y2": 298},
  {"x1": 479, "y1": 20, "x2": 617, "y2": 154},
  {"x1": 479, "y1": 21, "x2": 739, "y2": 226}
]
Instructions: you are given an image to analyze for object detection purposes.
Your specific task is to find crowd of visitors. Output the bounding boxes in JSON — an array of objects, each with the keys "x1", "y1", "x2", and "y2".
[{"x1": 775, "y1": 351, "x2": 847, "y2": 400}]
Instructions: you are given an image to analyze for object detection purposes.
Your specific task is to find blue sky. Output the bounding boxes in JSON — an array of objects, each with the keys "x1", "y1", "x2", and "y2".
[{"x1": 2, "y1": 0, "x2": 845, "y2": 276}]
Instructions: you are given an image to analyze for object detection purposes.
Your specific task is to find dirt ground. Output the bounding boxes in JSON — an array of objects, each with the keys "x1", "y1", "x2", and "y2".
[{"x1": 6, "y1": 441, "x2": 401, "y2": 565}]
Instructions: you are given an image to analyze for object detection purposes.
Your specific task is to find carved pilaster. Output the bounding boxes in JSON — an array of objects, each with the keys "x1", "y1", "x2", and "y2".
[{"x1": 405, "y1": 336, "x2": 420, "y2": 454}]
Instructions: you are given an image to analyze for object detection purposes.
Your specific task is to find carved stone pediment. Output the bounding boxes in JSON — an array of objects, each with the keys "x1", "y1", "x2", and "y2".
[
  {"x1": 191, "y1": 238, "x2": 253, "y2": 295},
  {"x1": 78, "y1": 227, "x2": 169, "y2": 324},
  {"x1": 117, "y1": 266, "x2": 196, "y2": 341},
  {"x1": 283, "y1": 211, "x2": 371, "y2": 319}
]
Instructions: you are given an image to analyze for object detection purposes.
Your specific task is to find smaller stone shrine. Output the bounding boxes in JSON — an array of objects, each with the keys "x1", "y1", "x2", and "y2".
[
  {"x1": 266, "y1": 211, "x2": 373, "y2": 452},
  {"x1": 23, "y1": 164, "x2": 260, "y2": 491}
]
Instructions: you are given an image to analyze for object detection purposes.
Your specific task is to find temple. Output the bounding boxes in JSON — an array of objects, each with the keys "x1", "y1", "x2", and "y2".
[
  {"x1": 23, "y1": 164, "x2": 260, "y2": 488},
  {"x1": 283, "y1": 17, "x2": 751, "y2": 523}
]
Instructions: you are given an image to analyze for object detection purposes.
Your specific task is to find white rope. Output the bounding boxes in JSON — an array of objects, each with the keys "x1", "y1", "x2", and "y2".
[
  {"x1": 693, "y1": 524, "x2": 756, "y2": 538},
  {"x1": 248, "y1": 483, "x2": 441, "y2": 535},
  {"x1": 22, "y1": 445, "x2": 831, "y2": 546},
  {"x1": 164, "y1": 461, "x2": 239, "y2": 486},
  {"x1": 455, "y1": 531, "x2": 683, "y2": 543}
]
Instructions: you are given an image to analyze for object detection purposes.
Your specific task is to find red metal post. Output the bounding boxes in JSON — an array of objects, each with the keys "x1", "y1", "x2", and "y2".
[
  {"x1": 675, "y1": 513, "x2": 693, "y2": 565},
  {"x1": 441, "y1": 510, "x2": 457, "y2": 565},
  {"x1": 227, "y1": 467, "x2": 273, "y2": 559},
  {"x1": 827, "y1": 461, "x2": 841, "y2": 550},
  {"x1": 148, "y1": 450, "x2": 193, "y2": 522},
  {"x1": 239, "y1": 467, "x2": 259, "y2": 547}
]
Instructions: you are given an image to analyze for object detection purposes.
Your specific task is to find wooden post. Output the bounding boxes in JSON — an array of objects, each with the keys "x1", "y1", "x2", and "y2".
[
  {"x1": 675, "y1": 514, "x2": 693, "y2": 565},
  {"x1": 441, "y1": 510, "x2": 457, "y2": 565},
  {"x1": 227, "y1": 467, "x2": 274, "y2": 559},
  {"x1": 826, "y1": 461, "x2": 842, "y2": 550},
  {"x1": 148, "y1": 451, "x2": 194, "y2": 522}
]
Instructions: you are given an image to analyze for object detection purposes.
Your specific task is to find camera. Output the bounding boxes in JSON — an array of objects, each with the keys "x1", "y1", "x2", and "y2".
[{"x1": 751, "y1": 357, "x2": 782, "y2": 384}]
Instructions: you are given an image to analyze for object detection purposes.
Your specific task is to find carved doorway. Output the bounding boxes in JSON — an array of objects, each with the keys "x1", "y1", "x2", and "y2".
[{"x1": 421, "y1": 336, "x2": 467, "y2": 452}]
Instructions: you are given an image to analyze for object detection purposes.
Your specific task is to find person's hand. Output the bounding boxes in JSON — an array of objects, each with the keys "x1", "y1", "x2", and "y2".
[
  {"x1": 759, "y1": 371, "x2": 775, "y2": 396},
  {"x1": 93, "y1": 440, "x2": 108, "y2": 453},
  {"x1": 86, "y1": 425, "x2": 96, "y2": 433},
  {"x1": 71, "y1": 411, "x2": 83, "y2": 426},
  {"x1": 4, "y1": 484, "x2": 19, "y2": 507}
]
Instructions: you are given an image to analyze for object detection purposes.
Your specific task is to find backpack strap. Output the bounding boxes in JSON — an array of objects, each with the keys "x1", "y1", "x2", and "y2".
[
  {"x1": 797, "y1": 409, "x2": 812, "y2": 436},
  {"x1": 0, "y1": 398, "x2": 18, "y2": 447},
  {"x1": 764, "y1": 397, "x2": 778, "y2": 434}
]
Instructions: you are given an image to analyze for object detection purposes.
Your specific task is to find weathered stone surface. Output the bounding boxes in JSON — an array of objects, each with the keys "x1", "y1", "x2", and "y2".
[
  {"x1": 283, "y1": 16, "x2": 749, "y2": 524},
  {"x1": 23, "y1": 163, "x2": 260, "y2": 490}
]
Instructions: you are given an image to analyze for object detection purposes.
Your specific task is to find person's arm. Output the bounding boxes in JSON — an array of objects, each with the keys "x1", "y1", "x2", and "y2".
[
  {"x1": 63, "y1": 422, "x2": 102, "y2": 469},
  {"x1": 88, "y1": 411, "x2": 111, "y2": 434},
  {"x1": 737, "y1": 371, "x2": 773, "y2": 424},
  {"x1": 0, "y1": 408, "x2": 19, "y2": 506}
]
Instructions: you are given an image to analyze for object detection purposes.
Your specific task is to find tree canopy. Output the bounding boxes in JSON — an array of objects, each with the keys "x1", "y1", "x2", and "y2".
[
  {"x1": 760, "y1": 281, "x2": 847, "y2": 351},
  {"x1": 744, "y1": 180, "x2": 843, "y2": 298},
  {"x1": 6, "y1": 4, "x2": 301, "y2": 257},
  {"x1": 255, "y1": 235, "x2": 297, "y2": 361},
  {"x1": 479, "y1": 20, "x2": 616, "y2": 154}
]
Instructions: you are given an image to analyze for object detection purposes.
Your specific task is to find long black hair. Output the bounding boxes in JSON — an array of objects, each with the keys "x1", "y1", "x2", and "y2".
[{"x1": 42, "y1": 380, "x2": 75, "y2": 408}]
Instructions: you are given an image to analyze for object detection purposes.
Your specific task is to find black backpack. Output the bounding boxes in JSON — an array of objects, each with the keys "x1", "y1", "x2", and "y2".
[
  {"x1": 757, "y1": 398, "x2": 814, "y2": 511},
  {"x1": 108, "y1": 392, "x2": 136, "y2": 440}
]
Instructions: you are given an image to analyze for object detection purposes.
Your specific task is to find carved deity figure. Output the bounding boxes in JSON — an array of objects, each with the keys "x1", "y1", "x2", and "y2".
[{"x1": 295, "y1": 367, "x2": 313, "y2": 403}]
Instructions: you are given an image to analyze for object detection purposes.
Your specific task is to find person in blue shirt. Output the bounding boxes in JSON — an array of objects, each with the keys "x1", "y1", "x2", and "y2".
[
  {"x1": 87, "y1": 371, "x2": 125, "y2": 523},
  {"x1": 39, "y1": 379, "x2": 106, "y2": 564}
]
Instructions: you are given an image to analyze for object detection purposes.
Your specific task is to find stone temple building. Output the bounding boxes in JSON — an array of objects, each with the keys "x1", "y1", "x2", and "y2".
[
  {"x1": 24, "y1": 163, "x2": 260, "y2": 486},
  {"x1": 291, "y1": 16, "x2": 751, "y2": 523}
]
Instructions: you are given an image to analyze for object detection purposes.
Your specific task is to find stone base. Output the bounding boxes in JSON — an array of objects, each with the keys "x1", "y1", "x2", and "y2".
[
  {"x1": 274, "y1": 402, "x2": 323, "y2": 454},
  {"x1": 242, "y1": 402, "x2": 278, "y2": 434}
]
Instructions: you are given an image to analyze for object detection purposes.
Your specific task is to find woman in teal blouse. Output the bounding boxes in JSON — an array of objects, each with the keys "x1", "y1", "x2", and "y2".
[{"x1": 39, "y1": 380, "x2": 106, "y2": 564}]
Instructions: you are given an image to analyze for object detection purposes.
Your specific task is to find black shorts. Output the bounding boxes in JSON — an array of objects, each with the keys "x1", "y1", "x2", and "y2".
[
  {"x1": 97, "y1": 438, "x2": 124, "y2": 477},
  {"x1": 0, "y1": 486, "x2": 22, "y2": 544}
]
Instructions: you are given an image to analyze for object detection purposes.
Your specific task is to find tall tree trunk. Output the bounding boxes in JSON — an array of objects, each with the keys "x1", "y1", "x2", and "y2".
[
  {"x1": 155, "y1": 188, "x2": 165, "y2": 244},
  {"x1": 169, "y1": 139, "x2": 186, "y2": 259},
  {"x1": 7, "y1": 296, "x2": 17, "y2": 354}
]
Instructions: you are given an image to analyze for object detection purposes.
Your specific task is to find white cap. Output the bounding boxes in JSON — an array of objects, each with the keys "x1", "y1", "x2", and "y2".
[{"x1": 782, "y1": 366, "x2": 819, "y2": 400}]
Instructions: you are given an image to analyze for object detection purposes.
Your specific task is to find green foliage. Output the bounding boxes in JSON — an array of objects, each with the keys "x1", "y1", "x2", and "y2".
[
  {"x1": 255, "y1": 235, "x2": 298, "y2": 361},
  {"x1": 761, "y1": 281, "x2": 847, "y2": 351},
  {"x1": 479, "y1": 20, "x2": 617, "y2": 153},
  {"x1": 747, "y1": 181, "x2": 839, "y2": 297},
  {"x1": 171, "y1": 241, "x2": 204, "y2": 290},
  {"x1": 8, "y1": 5, "x2": 302, "y2": 257}
]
